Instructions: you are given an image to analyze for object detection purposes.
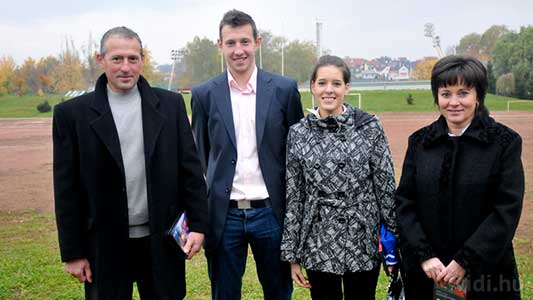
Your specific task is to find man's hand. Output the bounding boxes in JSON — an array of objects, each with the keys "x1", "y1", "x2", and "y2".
[
  {"x1": 182, "y1": 232, "x2": 204, "y2": 259},
  {"x1": 65, "y1": 258, "x2": 92, "y2": 283},
  {"x1": 421, "y1": 257, "x2": 445, "y2": 282},
  {"x1": 290, "y1": 262, "x2": 311, "y2": 288}
]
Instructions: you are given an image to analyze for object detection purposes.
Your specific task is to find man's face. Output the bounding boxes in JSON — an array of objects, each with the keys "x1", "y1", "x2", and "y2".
[
  {"x1": 218, "y1": 24, "x2": 261, "y2": 77},
  {"x1": 96, "y1": 36, "x2": 144, "y2": 93}
]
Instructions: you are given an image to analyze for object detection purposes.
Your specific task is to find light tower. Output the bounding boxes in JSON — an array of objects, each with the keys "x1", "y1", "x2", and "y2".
[
  {"x1": 316, "y1": 19, "x2": 323, "y2": 58},
  {"x1": 424, "y1": 23, "x2": 445, "y2": 59}
]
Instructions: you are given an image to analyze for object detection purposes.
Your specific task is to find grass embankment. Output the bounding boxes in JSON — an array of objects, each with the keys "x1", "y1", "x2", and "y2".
[
  {"x1": 1, "y1": 91, "x2": 532, "y2": 118},
  {"x1": 0, "y1": 211, "x2": 531, "y2": 299}
]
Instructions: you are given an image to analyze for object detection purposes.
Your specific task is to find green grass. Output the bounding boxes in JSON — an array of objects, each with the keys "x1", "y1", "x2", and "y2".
[
  {"x1": 0, "y1": 211, "x2": 530, "y2": 299},
  {"x1": 0, "y1": 95, "x2": 65, "y2": 118},
  {"x1": 1, "y1": 91, "x2": 532, "y2": 118}
]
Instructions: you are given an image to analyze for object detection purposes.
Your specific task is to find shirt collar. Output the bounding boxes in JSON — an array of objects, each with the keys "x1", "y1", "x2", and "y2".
[
  {"x1": 448, "y1": 123, "x2": 471, "y2": 137},
  {"x1": 227, "y1": 66, "x2": 257, "y2": 95}
]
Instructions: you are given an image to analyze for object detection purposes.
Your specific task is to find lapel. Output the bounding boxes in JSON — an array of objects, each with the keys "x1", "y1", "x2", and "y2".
[
  {"x1": 255, "y1": 69, "x2": 274, "y2": 149},
  {"x1": 212, "y1": 72, "x2": 237, "y2": 149},
  {"x1": 88, "y1": 75, "x2": 165, "y2": 173},
  {"x1": 137, "y1": 76, "x2": 165, "y2": 167},
  {"x1": 89, "y1": 74, "x2": 124, "y2": 172}
]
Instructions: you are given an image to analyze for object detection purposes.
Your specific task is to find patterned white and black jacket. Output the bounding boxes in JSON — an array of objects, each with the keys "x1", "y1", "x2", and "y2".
[{"x1": 280, "y1": 103, "x2": 397, "y2": 275}]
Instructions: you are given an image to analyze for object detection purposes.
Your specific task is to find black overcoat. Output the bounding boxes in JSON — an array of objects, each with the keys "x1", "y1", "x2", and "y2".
[
  {"x1": 396, "y1": 114, "x2": 524, "y2": 299},
  {"x1": 53, "y1": 74, "x2": 208, "y2": 299}
]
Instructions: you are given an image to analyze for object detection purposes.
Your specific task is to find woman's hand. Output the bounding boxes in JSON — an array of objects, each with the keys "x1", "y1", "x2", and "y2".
[
  {"x1": 421, "y1": 257, "x2": 445, "y2": 282},
  {"x1": 436, "y1": 260, "x2": 466, "y2": 286},
  {"x1": 290, "y1": 262, "x2": 312, "y2": 288}
]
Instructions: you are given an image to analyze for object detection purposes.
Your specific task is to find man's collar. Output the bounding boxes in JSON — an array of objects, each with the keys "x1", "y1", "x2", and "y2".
[{"x1": 227, "y1": 66, "x2": 257, "y2": 94}]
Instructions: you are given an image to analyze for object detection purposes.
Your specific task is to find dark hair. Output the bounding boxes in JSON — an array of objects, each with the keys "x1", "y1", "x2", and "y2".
[
  {"x1": 310, "y1": 55, "x2": 351, "y2": 85},
  {"x1": 219, "y1": 9, "x2": 258, "y2": 40},
  {"x1": 100, "y1": 26, "x2": 143, "y2": 57},
  {"x1": 431, "y1": 55, "x2": 488, "y2": 116}
]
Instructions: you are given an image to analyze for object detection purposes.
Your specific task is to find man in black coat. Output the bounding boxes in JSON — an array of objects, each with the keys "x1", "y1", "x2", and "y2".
[{"x1": 53, "y1": 26, "x2": 208, "y2": 300}]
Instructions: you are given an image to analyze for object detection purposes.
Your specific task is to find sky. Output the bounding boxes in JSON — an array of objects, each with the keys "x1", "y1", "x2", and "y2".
[{"x1": 1, "y1": 0, "x2": 531, "y2": 66}]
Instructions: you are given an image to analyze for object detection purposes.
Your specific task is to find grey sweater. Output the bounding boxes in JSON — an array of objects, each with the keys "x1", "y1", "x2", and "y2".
[{"x1": 108, "y1": 86, "x2": 149, "y2": 238}]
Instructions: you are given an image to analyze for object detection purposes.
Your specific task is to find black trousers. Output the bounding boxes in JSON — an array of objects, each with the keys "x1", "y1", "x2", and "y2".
[
  {"x1": 84, "y1": 236, "x2": 156, "y2": 300},
  {"x1": 306, "y1": 266, "x2": 380, "y2": 300}
]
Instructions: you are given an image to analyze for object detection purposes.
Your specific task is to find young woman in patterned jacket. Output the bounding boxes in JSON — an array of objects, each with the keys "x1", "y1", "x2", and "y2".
[{"x1": 280, "y1": 55, "x2": 397, "y2": 300}]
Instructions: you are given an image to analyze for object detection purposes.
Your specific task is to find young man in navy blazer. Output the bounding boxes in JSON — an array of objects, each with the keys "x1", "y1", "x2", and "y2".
[{"x1": 191, "y1": 9, "x2": 303, "y2": 300}]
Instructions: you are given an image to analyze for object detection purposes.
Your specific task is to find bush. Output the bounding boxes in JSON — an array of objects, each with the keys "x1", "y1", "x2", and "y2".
[
  {"x1": 496, "y1": 73, "x2": 515, "y2": 96},
  {"x1": 36, "y1": 101, "x2": 51, "y2": 113},
  {"x1": 406, "y1": 93, "x2": 414, "y2": 105}
]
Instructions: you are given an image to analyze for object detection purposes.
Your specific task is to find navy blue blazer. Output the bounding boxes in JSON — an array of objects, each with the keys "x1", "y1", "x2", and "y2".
[{"x1": 191, "y1": 69, "x2": 303, "y2": 253}]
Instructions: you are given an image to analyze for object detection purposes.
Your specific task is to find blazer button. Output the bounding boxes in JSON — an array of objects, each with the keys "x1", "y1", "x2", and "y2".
[
  {"x1": 338, "y1": 162, "x2": 346, "y2": 169},
  {"x1": 231, "y1": 159, "x2": 236, "y2": 165},
  {"x1": 339, "y1": 135, "x2": 346, "y2": 142},
  {"x1": 338, "y1": 217, "x2": 346, "y2": 224},
  {"x1": 225, "y1": 188, "x2": 230, "y2": 193},
  {"x1": 314, "y1": 163, "x2": 321, "y2": 169}
]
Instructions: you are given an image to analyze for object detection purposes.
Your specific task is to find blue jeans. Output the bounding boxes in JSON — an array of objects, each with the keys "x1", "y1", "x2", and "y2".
[{"x1": 207, "y1": 207, "x2": 292, "y2": 300}]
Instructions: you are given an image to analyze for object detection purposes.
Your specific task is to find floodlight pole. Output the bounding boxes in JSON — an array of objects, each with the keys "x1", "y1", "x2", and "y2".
[{"x1": 168, "y1": 49, "x2": 179, "y2": 90}]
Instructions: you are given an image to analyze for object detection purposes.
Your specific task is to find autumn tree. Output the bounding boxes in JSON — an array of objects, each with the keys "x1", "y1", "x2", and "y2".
[
  {"x1": 456, "y1": 33, "x2": 481, "y2": 59},
  {"x1": 36, "y1": 56, "x2": 60, "y2": 93},
  {"x1": 53, "y1": 37, "x2": 86, "y2": 93},
  {"x1": 411, "y1": 58, "x2": 438, "y2": 80},
  {"x1": 479, "y1": 25, "x2": 509, "y2": 61},
  {"x1": 141, "y1": 46, "x2": 164, "y2": 87},
  {"x1": 82, "y1": 32, "x2": 100, "y2": 88},
  {"x1": 0, "y1": 55, "x2": 17, "y2": 96},
  {"x1": 18, "y1": 57, "x2": 39, "y2": 94}
]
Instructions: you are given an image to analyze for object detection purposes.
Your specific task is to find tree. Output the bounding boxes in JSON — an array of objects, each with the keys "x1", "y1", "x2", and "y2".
[
  {"x1": 36, "y1": 56, "x2": 60, "y2": 93},
  {"x1": 53, "y1": 37, "x2": 86, "y2": 93},
  {"x1": 456, "y1": 33, "x2": 481, "y2": 59},
  {"x1": 283, "y1": 40, "x2": 316, "y2": 83},
  {"x1": 411, "y1": 58, "x2": 438, "y2": 80},
  {"x1": 479, "y1": 25, "x2": 509, "y2": 61},
  {"x1": 492, "y1": 26, "x2": 533, "y2": 99},
  {"x1": 0, "y1": 55, "x2": 17, "y2": 96},
  {"x1": 18, "y1": 57, "x2": 39, "y2": 94},
  {"x1": 82, "y1": 32, "x2": 100, "y2": 88},
  {"x1": 257, "y1": 30, "x2": 284, "y2": 74},
  {"x1": 486, "y1": 61, "x2": 496, "y2": 94},
  {"x1": 178, "y1": 36, "x2": 220, "y2": 88},
  {"x1": 141, "y1": 46, "x2": 164, "y2": 87}
]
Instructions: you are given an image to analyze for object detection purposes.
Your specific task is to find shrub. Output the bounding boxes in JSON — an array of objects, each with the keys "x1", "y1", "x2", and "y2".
[
  {"x1": 406, "y1": 93, "x2": 414, "y2": 105},
  {"x1": 496, "y1": 73, "x2": 515, "y2": 96},
  {"x1": 36, "y1": 101, "x2": 51, "y2": 113}
]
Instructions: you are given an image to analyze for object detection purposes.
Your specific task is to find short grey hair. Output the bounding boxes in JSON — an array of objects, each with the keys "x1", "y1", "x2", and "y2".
[{"x1": 99, "y1": 26, "x2": 143, "y2": 57}]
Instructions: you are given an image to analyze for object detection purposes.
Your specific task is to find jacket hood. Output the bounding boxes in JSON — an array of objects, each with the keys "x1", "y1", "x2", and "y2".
[{"x1": 305, "y1": 103, "x2": 375, "y2": 131}]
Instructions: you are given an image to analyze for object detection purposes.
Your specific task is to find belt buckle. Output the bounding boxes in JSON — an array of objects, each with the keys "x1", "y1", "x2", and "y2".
[{"x1": 237, "y1": 199, "x2": 252, "y2": 209}]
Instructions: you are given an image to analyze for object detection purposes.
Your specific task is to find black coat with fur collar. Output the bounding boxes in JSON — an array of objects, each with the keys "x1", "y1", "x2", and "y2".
[{"x1": 396, "y1": 114, "x2": 523, "y2": 279}]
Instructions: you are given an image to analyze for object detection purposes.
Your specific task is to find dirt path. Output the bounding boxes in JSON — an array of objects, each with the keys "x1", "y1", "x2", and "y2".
[{"x1": 1, "y1": 112, "x2": 531, "y2": 254}]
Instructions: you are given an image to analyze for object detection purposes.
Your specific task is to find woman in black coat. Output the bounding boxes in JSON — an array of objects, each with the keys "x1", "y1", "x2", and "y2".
[{"x1": 395, "y1": 56, "x2": 524, "y2": 300}]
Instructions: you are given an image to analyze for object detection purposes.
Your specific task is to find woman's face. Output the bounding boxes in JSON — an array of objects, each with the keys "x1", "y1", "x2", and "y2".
[
  {"x1": 437, "y1": 83, "x2": 478, "y2": 130},
  {"x1": 311, "y1": 65, "x2": 349, "y2": 117}
]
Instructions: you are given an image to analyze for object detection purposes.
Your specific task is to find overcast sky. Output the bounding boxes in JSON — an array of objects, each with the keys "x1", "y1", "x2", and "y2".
[{"x1": 1, "y1": 0, "x2": 531, "y2": 65}]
